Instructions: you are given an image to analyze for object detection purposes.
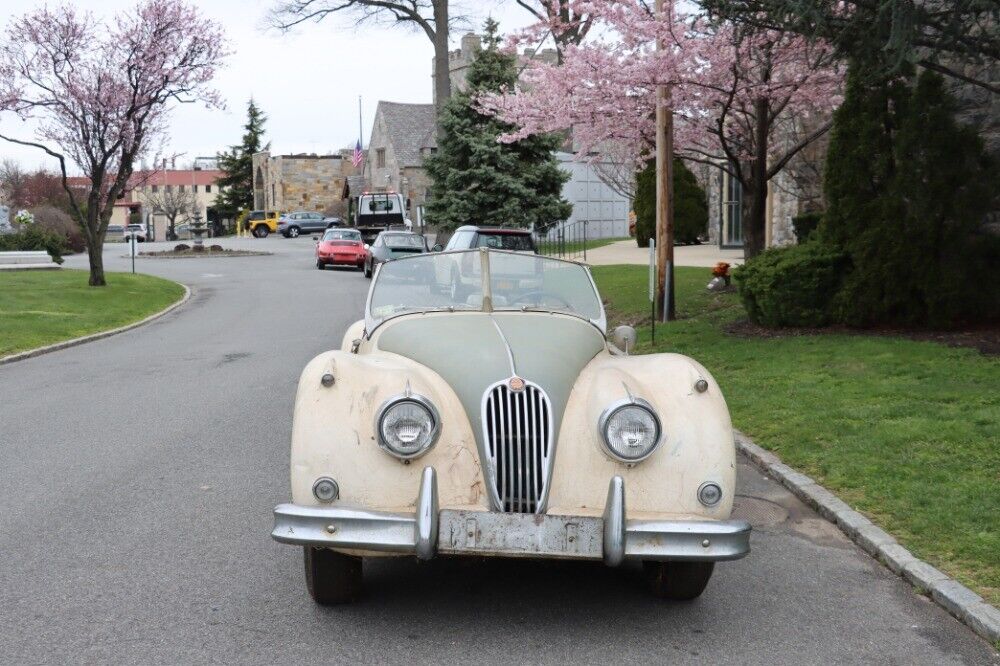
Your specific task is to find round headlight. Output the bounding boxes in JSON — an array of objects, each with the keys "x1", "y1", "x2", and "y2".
[
  {"x1": 599, "y1": 399, "x2": 662, "y2": 463},
  {"x1": 376, "y1": 396, "x2": 440, "y2": 459}
]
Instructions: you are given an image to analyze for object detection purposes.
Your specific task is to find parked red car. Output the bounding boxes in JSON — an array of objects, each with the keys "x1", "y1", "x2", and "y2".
[{"x1": 316, "y1": 228, "x2": 367, "y2": 270}]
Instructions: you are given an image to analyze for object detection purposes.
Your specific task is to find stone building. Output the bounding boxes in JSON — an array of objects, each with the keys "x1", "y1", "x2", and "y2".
[
  {"x1": 432, "y1": 32, "x2": 558, "y2": 105},
  {"x1": 252, "y1": 150, "x2": 362, "y2": 218},
  {"x1": 364, "y1": 101, "x2": 437, "y2": 223}
]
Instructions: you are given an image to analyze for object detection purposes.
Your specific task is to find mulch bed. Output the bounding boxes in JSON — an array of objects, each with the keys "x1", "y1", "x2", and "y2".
[
  {"x1": 726, "y1": 319, "x2": 1000, "y2": 356},
  {"x1": 138, "y1": 247, "x2": 271, "y2": 258}
]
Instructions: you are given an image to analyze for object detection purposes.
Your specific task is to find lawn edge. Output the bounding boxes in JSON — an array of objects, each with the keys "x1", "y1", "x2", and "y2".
[
  {"x1": 734, "y1": 430, "x2": 1000, "y2": 644},
  {"x1": 0, "y1": 282, "x2": 191, "y2": 366}
]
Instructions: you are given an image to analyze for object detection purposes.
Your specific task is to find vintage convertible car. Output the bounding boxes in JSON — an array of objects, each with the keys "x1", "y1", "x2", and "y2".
[{"x1": 272, "y1": 248, "x2": 750, "y2": 604}]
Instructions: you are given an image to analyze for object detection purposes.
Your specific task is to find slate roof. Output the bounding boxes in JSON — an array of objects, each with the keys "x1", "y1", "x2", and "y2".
[{"x1": 377, "y1": 102, "x2": 437, "y2": 168}]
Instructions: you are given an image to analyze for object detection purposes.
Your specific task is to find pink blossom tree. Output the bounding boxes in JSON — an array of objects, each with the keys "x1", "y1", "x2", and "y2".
[
  {"x1": 0, "y1": 1, "x2": 228, "y2": 285},
  {"x1": 484, "y1": 0, "x2": 841, "y2": 258}
]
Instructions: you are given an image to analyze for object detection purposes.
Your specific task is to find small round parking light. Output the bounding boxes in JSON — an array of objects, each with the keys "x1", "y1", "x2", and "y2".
[
  {"x1": 697, "y1": 481, "x2": 722, "y2": 507},
  {"x1": 312, "y1": 477, "x2": 339, "y2": 503}
]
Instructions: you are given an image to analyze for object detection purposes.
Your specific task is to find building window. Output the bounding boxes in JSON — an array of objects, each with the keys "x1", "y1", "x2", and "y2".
[
  {"x1": 376, "y1": 148, "x2": 386, "y2": 168},
  {"x1": 205, "y1": 184, "x2": 211, "y2": 193},
  {"x1": 179, "y1": 184, "x2": 185, "y2": 192},
  {"x1": 151, "y1": 185, "x2": 158, "y2": 193},
  {"x1": 720, "y1": 168, "x2": 743, "y2": 248},
  {"x1": 165, "y1": 185, "x2": 173, "y2": 193},
  {"x1": 192, "y1": 185, "x2": 198, "y2": 193}
]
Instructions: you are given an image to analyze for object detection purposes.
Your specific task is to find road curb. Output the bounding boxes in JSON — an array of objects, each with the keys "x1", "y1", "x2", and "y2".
[
  {"x1": 0, "y1": 284, "x2": 191, "y2": 367},
  {"x1": 735, "y1": 430, "x2": 1000, "y2": 645}
]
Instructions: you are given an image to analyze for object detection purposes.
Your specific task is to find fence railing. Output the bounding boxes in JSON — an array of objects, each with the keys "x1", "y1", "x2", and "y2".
[{"x1": 533, "y1": 219, "x2": 592, "y2": 262}]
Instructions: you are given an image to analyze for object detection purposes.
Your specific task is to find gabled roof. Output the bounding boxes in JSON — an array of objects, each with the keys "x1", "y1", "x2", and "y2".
[{"x1": 376, "y1": 101, "x2": 437, "y2": 168}]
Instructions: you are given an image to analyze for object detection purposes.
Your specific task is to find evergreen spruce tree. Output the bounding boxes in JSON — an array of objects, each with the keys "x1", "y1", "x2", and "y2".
[
  {"x1": 425, "y1": 20, "x2": 571, "y2": 232},
  {"x1": 216, "y1": 99, "x2": 268, "y2": 220},
  {"x1": 632, "y1": 157, "x2": 708, "y2": 247},
  {"x1": 823, "y1": 65, "x2": 998, "y2": 327}
]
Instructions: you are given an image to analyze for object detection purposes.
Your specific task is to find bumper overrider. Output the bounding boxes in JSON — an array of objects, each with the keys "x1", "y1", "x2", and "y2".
[{"x1": 272, "y1": 468, "x2": 751, "y2": 565}]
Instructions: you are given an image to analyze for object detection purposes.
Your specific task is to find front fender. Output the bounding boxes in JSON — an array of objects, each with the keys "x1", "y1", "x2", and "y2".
[
  {"x1": 290, "y1": 350, "x2": 487, "y2": 511},
  {"x1": 548, "y1": 353, "x2": 735, "y2": 520}
]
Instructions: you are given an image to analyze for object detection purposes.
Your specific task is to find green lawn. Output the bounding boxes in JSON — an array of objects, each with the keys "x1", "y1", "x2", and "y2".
[
  {"x1": 538, "y1": 236, "x2": 627, "y2": 258},
  {"x1": 592, "y1": 264, "x2": 1000, "y2": 606},
  {"x1": 0, "y1": 269, "x2": 185, "y2": 357}
]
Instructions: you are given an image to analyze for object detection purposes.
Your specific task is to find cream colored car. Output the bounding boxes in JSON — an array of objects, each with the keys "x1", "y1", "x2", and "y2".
[{"x1": 272, "y1": 249, "x2": 750, "y2": 604}]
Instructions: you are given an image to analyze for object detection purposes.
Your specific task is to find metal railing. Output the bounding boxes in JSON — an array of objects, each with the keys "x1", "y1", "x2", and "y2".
[{"x1": 533, "y1": 219, "x2": 591, "y2": 262}]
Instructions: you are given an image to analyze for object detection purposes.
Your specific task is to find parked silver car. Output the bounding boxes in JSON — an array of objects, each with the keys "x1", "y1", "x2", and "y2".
[{"x1": 279, "y1": 211, "x2": 335, "y2": 238}]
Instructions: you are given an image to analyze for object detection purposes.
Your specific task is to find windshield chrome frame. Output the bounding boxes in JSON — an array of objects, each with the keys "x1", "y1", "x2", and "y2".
[{"x1": 364, "y1": 248, "x2": 607, "y2": 336}]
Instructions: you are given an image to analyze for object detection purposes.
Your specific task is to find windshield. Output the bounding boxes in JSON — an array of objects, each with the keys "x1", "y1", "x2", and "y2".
[
  {"x1": 367, "y1": 250, "x2": 605, "y2": 332},
  {"x1": 476, "y1": 233, "x2": 535, "y2": 252},
  {"x1": 324, "y1": 229, "x2": 361, "y2": 241},
  {"x1": 383, "y1": 234, "x2": 425, "y2": 249}
]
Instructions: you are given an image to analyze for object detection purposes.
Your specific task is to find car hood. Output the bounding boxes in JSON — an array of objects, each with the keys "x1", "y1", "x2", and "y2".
[{"x1": 375, "y1": 312, "x2": 606, "y2": 461}]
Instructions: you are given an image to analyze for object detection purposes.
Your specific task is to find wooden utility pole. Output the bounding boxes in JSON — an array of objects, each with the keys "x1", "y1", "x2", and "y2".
[{"x1": 655, "y1": 0, "x2": 675, "y2": 322}]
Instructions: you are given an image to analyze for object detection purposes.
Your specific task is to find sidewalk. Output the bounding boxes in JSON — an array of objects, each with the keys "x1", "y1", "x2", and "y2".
[{"x1": 585, "y1": 239, "x2": 744, "y2": 267}]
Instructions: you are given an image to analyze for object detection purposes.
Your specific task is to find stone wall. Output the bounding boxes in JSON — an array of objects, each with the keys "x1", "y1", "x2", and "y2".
[{"x1": 253, "y1": 151, "x2": 360, "y2": 217}]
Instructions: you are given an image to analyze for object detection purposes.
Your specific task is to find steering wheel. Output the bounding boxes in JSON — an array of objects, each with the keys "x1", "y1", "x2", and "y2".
[{"x1": 514, "y1": 291, "x2": 572, "y2": 309}]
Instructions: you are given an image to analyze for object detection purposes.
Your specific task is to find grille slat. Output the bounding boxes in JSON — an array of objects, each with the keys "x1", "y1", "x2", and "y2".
[{"x1": 482, "y1": 381, "x2": 552, "y2": 513}]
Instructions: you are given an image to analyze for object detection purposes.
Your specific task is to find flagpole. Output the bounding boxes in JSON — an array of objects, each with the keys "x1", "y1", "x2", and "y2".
[{"x1": 358, "y1": 95, "x2": 363, "y2": 147}]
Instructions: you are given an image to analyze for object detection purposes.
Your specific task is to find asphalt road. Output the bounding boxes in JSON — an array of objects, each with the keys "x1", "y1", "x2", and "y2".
[{"x1": 1, "y1": 238, "x2": 997, "y2": 665}]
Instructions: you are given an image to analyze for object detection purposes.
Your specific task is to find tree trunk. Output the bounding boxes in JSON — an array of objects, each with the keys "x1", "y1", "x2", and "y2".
[
  {"x1": 432, "y1": 0, "x2": 451, "y2": 114},
  {"x1": 742, "y1": 99, "x2": 771, "y2": 260},
  {"x1": 87, "y1": 232, "x2": 106, "y2": 286}
]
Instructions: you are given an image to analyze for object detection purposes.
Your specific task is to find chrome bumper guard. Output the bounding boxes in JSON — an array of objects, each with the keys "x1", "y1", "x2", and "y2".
[{"x1": 272, "y1": 467, "x2": 751, "y2": 565}]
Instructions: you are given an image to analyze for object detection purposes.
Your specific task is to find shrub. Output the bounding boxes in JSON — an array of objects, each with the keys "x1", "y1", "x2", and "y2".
[
  {"x1": 633, "y1": 157, "x2": 709, "y2": 247},
  {"x1": 734, "y1": 241, "x2": 850, "y2": 327},
  {"x1": 0, "y1": 226, "x2": 68, "y2": 263},
  {"x1": 792, "y1": 211, "x2": 823, "y2": 243},
  {"x1": 823, "y1": 67, "x2": 999, "y2": 327},
  {"x1": 30, "y1": 205, "x2": 86, "y2": 253},
  {"x1": 174, "y1": 244, "x2": 190, "y2": 251}
]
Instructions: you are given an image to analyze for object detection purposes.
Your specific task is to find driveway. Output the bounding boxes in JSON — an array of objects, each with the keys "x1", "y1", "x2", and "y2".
[
  {"x1": 586, "y1": 239, "x2": 745, "y2": 267},
  {"x1": 0, "y1": 237, "x2": 995, "y2": 665}
]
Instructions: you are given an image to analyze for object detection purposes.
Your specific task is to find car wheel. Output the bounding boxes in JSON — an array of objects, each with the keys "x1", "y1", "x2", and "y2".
[
  {"x1": 288, "y1": 226, "x2": 300, "y2": 238},
  {"x1": 643, "y1": 561, "x2": 714, "y2": 601},
  {"x1": 316, "y1": 260, "x2": 325, "y2": 270},
  {"x1": 364, "y1": 261, "x2": 372, "y2": 279},
  {"x1": 303, "y1": 547, "x2": 362, "y2": 605},
  {"x1": 254, "y1": 226, "x2": 269, "y2": 238}
]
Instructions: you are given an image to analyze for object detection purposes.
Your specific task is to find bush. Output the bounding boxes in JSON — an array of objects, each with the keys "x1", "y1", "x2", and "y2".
[
  {"x1": 30, "y1": 205, "x2": 85, "y2": 253},
  {"x1": 633, "y1": 157, "x2": 709, "y2": 247},
  {"x1": 734, "y1": 241, "x2": 850, "y2": 327},
  {"x1": 792, "y1": 211, "x2": 823, "y2": 243},
  {"x1": 0, "y1": 226, "x2": 68, "y2": 264}
]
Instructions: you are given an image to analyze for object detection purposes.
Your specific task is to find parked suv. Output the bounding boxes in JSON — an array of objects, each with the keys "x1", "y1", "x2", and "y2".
[
  {"x1": 244, "y1": 210, "x2": 281, "y2": 238},
  {"x1": 443, "y1": 226, "x2": 537, "y2": 253},
  {"x1": 279, "y1": 211, "x2": 335, "y2": 238}
]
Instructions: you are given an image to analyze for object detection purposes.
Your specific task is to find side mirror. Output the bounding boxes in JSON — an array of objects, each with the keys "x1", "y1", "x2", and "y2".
[
  {"x1": 611, "y1": 325, "x2": 637, "y2": 355},
  {"x1": 432, "y1": 244, "x2": 443, "y2": 252}
]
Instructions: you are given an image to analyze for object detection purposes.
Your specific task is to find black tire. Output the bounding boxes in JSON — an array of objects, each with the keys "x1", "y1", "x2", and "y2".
[
  {"x1": 304, "y1": 547, "x2": 362, "y2": 605},
  {"x1": 643, "y1": 561, "x2": 714, "y2": 600},
  {"x1": 316, "y1": 260, "x2": 325, "y2": 270},
  {"x1": 288, "y1": 226, "x2": 300, "y2": 238},
  {"x1": 364, "y1": 261, "x2": 372, "y2": 279},
  {"x1": 253, "y1": 225, "x2": 269, "y2": 238}
]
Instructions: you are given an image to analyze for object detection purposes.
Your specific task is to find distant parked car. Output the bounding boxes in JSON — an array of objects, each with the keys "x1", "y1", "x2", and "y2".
[
  {"x1": 106, "y1": 224, "x2": 124, "y2": 239},
  {"x1": 316, "y1": 228, "x2": 366, "y2": 271},
  {"x1": 244, "y1": 210, "x2": 281, "y2": 238},
  {"x1": 279, "y1": 211, "x2": 329, "y2": 238},
  {"x1": 364, "y1": 230, "x2": 430, "y2": 279},
  {"x1": 443, "y1": 226, "x2": 537, "y2": 253},
  {"x1": 324, "y1": 217, "x2": 344, "y2": 229},
  {"x1": 123, "y1": 223, "x2": 147, "y2": 242}
]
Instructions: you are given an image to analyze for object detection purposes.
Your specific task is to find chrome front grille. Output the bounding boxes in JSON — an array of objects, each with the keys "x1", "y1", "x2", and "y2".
[{"x1": 482, "y1": 380, "x2": 553, "y2": 513}]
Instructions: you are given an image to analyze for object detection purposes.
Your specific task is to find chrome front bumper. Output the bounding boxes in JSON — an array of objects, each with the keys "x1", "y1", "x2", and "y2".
[{"x1": 272, "y1": 468, "x2": 751, "y2": 566}]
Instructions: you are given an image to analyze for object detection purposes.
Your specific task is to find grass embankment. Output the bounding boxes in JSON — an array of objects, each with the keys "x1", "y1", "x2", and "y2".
[
  {"x1": 0, "y1": 269, "x2": 185, "y2": 357},
  {"x1": 591, "y1": 264, "x2": 1000, "y2": 606},
  {"x1": 539, "y1": 237, "x2": 627, "y2": 257}
]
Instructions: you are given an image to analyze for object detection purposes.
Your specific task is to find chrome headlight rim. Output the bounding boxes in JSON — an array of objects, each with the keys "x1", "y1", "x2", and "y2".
[
  {"x1": 598, "y1": 397, "x2": 663, "y2": 463},
  {"x1": 374, "y1": 392, "x2": 441, "y2": 460}
]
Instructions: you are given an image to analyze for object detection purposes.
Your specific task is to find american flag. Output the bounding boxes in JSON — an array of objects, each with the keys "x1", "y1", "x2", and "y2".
[{"x1": 352, "y1": 140, "x2": 363, "y2": 168}]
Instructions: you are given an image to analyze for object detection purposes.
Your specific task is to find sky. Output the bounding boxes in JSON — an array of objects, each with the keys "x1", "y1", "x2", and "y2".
[{"x1": 0, "y1": 0, "x2": 535, "y2": 173}]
